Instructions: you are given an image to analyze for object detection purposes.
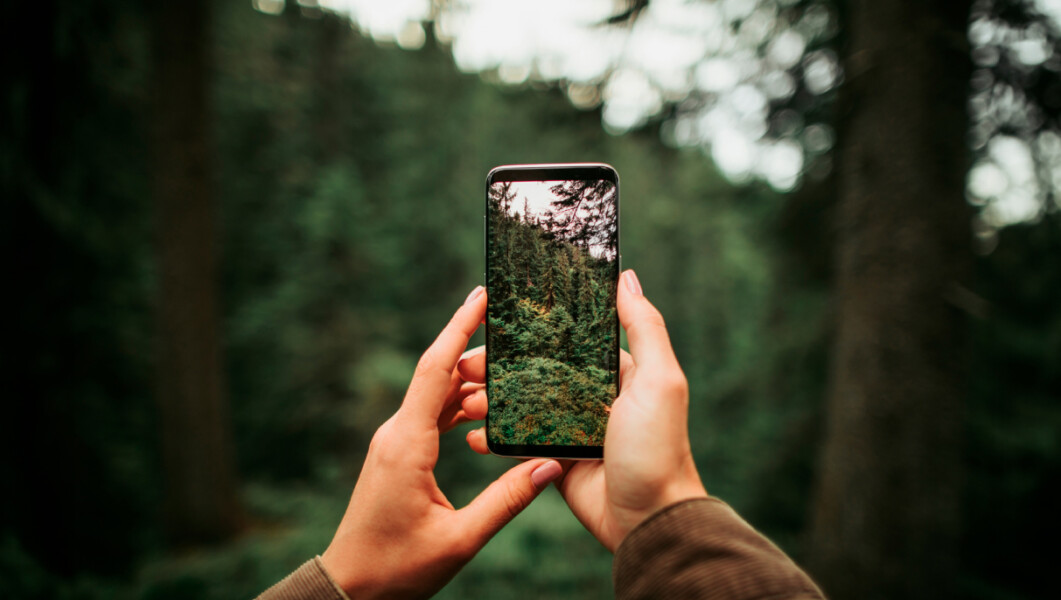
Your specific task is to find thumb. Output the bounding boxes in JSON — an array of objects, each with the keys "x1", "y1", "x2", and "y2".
[
  {"x1": 458, "y1": 459, "x2": 563, "y2": 543},
  {"x1": 617, "y1": 269, "x2": 680, "y2": 372}
]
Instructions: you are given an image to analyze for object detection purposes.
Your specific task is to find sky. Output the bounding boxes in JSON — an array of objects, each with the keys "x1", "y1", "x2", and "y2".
[
  {"x1": 501, "y1": 181, "x2": 566, "y2": 221},
  {"x1": 256, "y1": 0, "x2": 1061, "y2": 229},
  {"x1": 494, "y1": 180, "x2": 616, "y2": 258}
]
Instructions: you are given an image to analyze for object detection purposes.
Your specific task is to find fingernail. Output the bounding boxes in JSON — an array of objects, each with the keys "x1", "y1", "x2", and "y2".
[
  {"x1": 624, "y1": 270, "x2": 643, "y2": 296},
  {"x1": 531, "y1": 460, "x2": 563, "y2": 488},
  {"x1": 464, "y1": 285, "x2": 484, "y2": 305},
  {"x1": 460, "y1": 346, "x2": 485, "y2": 361}
]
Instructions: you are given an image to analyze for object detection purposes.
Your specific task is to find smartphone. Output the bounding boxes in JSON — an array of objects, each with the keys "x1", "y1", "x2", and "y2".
[{"x1": 485, "y1": 163, "x2": 620, "y2": 459}]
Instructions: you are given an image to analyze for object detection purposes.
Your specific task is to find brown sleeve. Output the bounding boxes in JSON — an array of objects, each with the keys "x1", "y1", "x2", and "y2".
[
  {"x1": 613, "y1": 498, "x2": 825, "y2": 600},
  {"x1": 256, "y1": 557, "x2": 349, "y2": 600}
]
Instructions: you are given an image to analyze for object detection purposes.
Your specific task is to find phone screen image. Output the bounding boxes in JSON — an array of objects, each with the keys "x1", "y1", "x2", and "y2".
[{"x1": 485, "y1": 164, "x2": 619, "y2": 459}]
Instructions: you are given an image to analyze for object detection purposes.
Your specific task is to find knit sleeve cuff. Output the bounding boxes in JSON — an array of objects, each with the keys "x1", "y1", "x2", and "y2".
[
  {"x1": 256, "y1": 556, "x2": 349, "y2": 600},
  {"x1": 613, "y1": 498, "x2": 824, "y2": 600}
]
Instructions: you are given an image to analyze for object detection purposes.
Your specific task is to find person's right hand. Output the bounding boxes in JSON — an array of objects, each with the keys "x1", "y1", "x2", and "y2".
[{"x1": 464, "y1": 269, "x2": 708, "y2": 551}]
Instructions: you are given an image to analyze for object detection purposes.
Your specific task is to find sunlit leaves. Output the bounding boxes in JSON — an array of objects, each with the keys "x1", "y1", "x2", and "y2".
[{"x1": 967, "y1": 0, "x2": 1061, "y2": 228}]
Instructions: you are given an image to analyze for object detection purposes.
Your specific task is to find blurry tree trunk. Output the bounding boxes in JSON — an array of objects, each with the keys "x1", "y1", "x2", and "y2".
[
  {"x1": 807, "y1": 1, "x2": 972, "y2": 598},
  {"x1": 151, "y1": 0, "x2": 241, "y2": 544}
]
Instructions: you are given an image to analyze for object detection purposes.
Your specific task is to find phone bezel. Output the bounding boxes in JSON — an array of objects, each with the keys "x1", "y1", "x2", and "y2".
[{"x1": 484, "y1": 163, "x2": 620, "y2": 460}]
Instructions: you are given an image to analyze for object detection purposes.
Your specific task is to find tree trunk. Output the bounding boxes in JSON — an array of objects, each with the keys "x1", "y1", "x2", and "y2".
[
  {"x1": 807, "y1": 1, "x2": 972, "y2": 598},
  {"x1": 151, "y1": 0, "x2": 241, "y2": 544}
]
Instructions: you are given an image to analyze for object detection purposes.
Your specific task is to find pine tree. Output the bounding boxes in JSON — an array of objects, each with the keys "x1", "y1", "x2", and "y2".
[{"x1": 486, "y1": 181, "x2": 618, "y2": 446}]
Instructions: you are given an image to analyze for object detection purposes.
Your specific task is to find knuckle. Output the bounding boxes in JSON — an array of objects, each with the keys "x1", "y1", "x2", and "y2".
[
  {"x1": 628, "y1": 309, "x2": 668, "y2": 339},
  {"x1": 502, "y1": 483, "x2": 533, "y2": 520},
  {"x1": 663, "y1": 372, "x2": 689, "y2": 399},
  {"x1": 645, "y1": 308, "x2": 667, "y2": 330},
  {"x1": 368, "y1": 420, "x2": 400, "y2": 462},
  {"x1": 367, "y1": 428, "x2": 387, "y2": 455}
]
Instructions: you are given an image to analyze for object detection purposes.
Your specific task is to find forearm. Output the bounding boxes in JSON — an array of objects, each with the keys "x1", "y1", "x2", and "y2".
[{"x1": 613, "y1": 498, "x2": 824, "y2": 600}]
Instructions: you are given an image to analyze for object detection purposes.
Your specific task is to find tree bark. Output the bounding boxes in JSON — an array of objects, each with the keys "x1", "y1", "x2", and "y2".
[
  {"x1": 807, "y1": 1, "x2": 972, "y2": 598},
  {"x1": 151, "y1": 0, "x2": 241, "y2": 544}
]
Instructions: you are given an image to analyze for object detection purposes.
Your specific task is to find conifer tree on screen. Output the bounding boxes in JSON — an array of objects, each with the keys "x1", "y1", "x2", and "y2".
[{"x1": 488, "y1": 181, "x2": 617, "y2": 446}]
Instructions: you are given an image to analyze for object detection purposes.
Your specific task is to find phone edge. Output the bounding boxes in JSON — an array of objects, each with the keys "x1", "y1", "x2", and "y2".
[{"x1": 484, "y1": 163, "x2": 620, "y2": 461}]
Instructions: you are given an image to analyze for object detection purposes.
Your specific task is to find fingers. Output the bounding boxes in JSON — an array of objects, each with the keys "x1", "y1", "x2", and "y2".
[
  {"x1": 438, "y1": 380, "x2": 483, "y2": 427},
  {"x1": 436, "y1": 374, "x2": 470, "y2": 433},
  {"x1": 460, "y1": 356, "x2": 625, "y2": 451},
  {"x1": 438, "y1": 345, "x2": 487, "y2": 432},
  {"x1": 550, "y1": 459, "x2": 577, "y2": 489},
  {"x1": 466, "y1": 427, "x2": 489, "y2": 454},
  {"x1": 458, "y1": 381, "x2": 485, "y2": 401},
  {"x1": 457, "y1": 346, "x2": 486, "y2": 383},
  {"x1": 617, "y1": 270, "x2": 680, "y2": 372},
  {"x1": 440, "y1": 411, "x2": 471, "y2": 433},
  {"x1": 401, "y1": 287, "x2": 486, "y2": 424},
  {"x1": 458, "y1": 459, "x2": 562, "y2": 543},
  {"x1": 439, "y1": 386, "x2": 487, "y2": 433},
  {"x1": 462, "y1": 388, "x2": 487, "y2": 420}
]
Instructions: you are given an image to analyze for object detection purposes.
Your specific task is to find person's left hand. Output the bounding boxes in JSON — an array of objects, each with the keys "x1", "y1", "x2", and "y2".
[{"x1": 320, "y1": 286, "x2": 563, "y2": 599}]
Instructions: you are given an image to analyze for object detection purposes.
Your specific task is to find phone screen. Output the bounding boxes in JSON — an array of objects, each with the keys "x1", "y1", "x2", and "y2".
[{"x1": 485, "y1": 164, "x2": 619, "y2": 459}]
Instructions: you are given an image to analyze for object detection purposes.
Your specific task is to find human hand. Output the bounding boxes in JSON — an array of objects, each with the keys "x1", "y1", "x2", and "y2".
[
  {"x1": 321, "y1": 286, "x2": 563, "y2": 598},
  {"x1": 464, "y1": 270, "x2": 707, "y2": 551}
]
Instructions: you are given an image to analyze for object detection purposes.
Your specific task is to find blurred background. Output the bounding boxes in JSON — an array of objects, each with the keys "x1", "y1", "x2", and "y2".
[{"x1": 2, "y1": 0, "x2": 1059, "y2": 598}]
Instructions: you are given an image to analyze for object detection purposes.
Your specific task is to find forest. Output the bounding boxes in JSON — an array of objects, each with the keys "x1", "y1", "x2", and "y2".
[
  {"x1": 3, "y1": 0, "x2": 1061, "y2": 599},
  {"x1": 486, "y1": 180, "x2": 618, "y2": 447}
]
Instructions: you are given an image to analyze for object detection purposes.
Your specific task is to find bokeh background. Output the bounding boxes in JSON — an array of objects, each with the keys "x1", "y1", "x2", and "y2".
[{"x1": 3, "y1": 0, "x2": 1060, "y2": 598}]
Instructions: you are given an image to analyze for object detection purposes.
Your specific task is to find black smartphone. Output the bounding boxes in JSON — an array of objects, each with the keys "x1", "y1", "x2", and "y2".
[{"x1": 485, "y1": 163, "x2": 620, "y2": 459}]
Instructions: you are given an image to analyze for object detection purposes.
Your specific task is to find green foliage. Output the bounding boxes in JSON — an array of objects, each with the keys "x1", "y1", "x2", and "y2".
[
  {"x1": 490, "y1": 357, "x2": 615, "y2": 446},
  {"x1": 958, "y1": 215, "x2": 1061, "y2": 599},
  {"x1": 486, "y1": 183, "x2": 617, "y2": 446},
  {"x1": 10, "y1": 0, "x2": 1061, "y2": 599},
  {"x1": 0, "y1": 0, "x2": 819, "y2": 594}
]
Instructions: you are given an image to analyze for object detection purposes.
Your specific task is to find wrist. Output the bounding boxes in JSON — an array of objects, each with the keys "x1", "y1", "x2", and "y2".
[
  {"x1": 315, "y1": 555, "x2": 355, "y2": 599},
  {"x1": 320, "y1": 546, "x2": 375, "y2": 598},
  {"x1": 611, "y1": 467, "x2": 708, "y2": 551},
  {"x1": 655, "y1": 464, "x2": 708, "y2": 520}
]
